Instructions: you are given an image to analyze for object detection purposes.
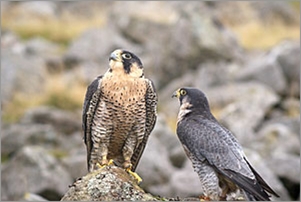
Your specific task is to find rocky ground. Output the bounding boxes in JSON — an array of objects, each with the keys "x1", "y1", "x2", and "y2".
[{"x1": 1, "y1": 1, "x2": 300, "y2": 201}]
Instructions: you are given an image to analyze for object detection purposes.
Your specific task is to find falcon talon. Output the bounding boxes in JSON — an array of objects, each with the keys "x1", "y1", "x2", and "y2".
[
  {"x1": 199, "y1": 195, "x2": 211, "y2": 201},
  {"x1": 95, "y1": 162, "x2": 106, "y2": 170},
  {"x1": 126, "y1": 168, "x2": 142, "y2": 184},
  {"x1": 107, "y1": 159, "x2": 114, "y2": 166}
]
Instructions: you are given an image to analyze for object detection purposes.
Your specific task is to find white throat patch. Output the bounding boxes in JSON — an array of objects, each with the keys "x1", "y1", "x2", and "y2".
[{"x1": 177, "y1": 102, "x2": 192, "y2": 122}]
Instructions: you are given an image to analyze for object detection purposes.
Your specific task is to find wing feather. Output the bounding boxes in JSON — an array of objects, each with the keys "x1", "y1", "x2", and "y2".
[
  {"x1": 177, "y1": 115, "x2": 275, "y2": 200},
  {"x1": 131, "y1": 79, "x2": 157, "y2": 171},
  {"x1": 82, "y1": 75, "x2": 103, "y2": 171}
]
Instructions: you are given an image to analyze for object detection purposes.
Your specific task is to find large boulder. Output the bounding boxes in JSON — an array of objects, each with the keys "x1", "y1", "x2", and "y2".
[
  {"x1": 272, "y1": 40, "x2": 300, "y2": 97},
  {"x1": 209, "y1": 82, "x2": 279, "y2": 145},
  {"x1": 61, "y1": 165, "x2": 157, "y2": 201},
  {"x1": 63, "y1": 27, "x2": 140, "y2": 83},
  {"x1": 1, "y1": 49, "x2": 47, "y2": 105},
  {"x1": 136, "y1": 117, "x2": 176, "y2": 193},
  {"x1": 110, "y1": 1, "x2": 242, "y2": 89},
  {"x1": 243, "y1": 148, "x2": 291, "y2": 201},
  {"x1": 235, "y1": 52, "x2": 287, "y2": 95},
  {"x1": 1, "y1": 123, "x2": 59, "y2": 156},
  {"x1": 1, "y1": 146, "x2": 73, "y2": 201},
  {"x1": 20, "y1": 106, "x2": 81, "y2": 135}
]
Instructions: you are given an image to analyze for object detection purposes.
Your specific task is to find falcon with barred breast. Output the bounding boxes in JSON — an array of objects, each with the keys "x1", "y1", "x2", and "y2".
[{"x1": 82, "y1": 49, "x2": 157, "y2": 183}]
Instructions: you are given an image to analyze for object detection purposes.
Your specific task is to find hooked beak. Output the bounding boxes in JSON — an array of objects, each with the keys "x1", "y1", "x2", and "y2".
[
  {"x1": 172, "y1": 90, "x2": 180, "y2": 98},
  {"x1": 109, "y1": 49, "x2": 122, "y2": 62}
]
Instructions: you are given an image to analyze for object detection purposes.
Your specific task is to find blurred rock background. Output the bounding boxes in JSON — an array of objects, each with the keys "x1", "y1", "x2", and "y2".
[{"x1": 1, "y1": 1, "x2": 300, "y2": 201}]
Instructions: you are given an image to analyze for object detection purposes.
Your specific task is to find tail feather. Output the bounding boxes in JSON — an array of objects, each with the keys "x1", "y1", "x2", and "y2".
[
  {"x1": 246, "y1": 159, "x2": 279, "y2": 197},
  {"x1": 242, "y1": 189, "x2": 270, "y2": 201}
]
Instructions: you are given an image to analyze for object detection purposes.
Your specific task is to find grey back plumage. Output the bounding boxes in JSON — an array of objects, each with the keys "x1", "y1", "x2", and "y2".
[{"x1": 174, "y1": 87, "x2": 279, "y2": 201}]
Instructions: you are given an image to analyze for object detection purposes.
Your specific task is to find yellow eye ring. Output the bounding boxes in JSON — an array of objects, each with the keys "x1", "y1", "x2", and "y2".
[
  {"x1": 122, "y1": 53, "x2": 132, "y2": 59},
  {"x1": 180, "y1": 89, "x2": 186, "y2": 96}
]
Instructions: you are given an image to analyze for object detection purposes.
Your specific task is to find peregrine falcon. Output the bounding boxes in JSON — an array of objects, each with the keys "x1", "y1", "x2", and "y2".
[
  {"x1": 82, "y1": 49, "x2": 157, "y2": 182},
  {"x1": 172, "y1": 87, "x2": 279, "y2": 201}
]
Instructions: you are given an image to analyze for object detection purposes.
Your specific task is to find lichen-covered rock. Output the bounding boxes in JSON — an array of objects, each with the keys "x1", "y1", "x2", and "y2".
[{"x1": 60, "y1": 165, "x2": 157, "y2": 201}]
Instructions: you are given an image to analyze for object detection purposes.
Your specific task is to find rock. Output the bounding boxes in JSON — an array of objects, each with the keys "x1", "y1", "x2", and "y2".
[
  {"x1": 63, "y1": 27, "x2": 138, "y2": 72},
  {"x1": 169, "y1": 146, "x2": 187, "y2": 169},
  {"x1": 17, "y1": 1, "x2": 58, "y2": 18},
  {"x1": 263, "y1": 116, "x2": 300, "y2": 144},
  {"x1": 209, "y1": 82, "x2": 279, "y2": 145},
  {"x1": 2, "y1": 121, "x2": 84, "y2": 165},
  {"x1": 110, "y1": 1, "x2": 242, "y2": 89},
  {"x1": 63, "y1": 25, "x2": 142, "y2": 84},
  {"x1": 250, "y1": 1, "x2": 299, "y2": 25},
  {"x1": 24, "y1": 37, "x2": 62, "y2": 57},
  {"x1": 243, "y1": 148, "x2": 291, "y2": 201},
  {"x1": 61, "y1": 147, "x2": 87, "y2": 181},
  {"x1": 1, "y1": 31, "x2": 23, "y2": 52},
  {"x1": 151, "y1": 115, "x2": 181, "y2": 153},
  {"x1": 60, "y1": 165, "x2": 157, "y2": 201},
  {"x1": 136, "y1": 126, "x2": 175, "y2": 191},
  {"x1": 22, "y1": 193, "x2": 48, "y2": 201},
  {"x1": 1, "y1": 123, "x2": 58, "y2": 156},
  {"x1": 280, "y1": 97, "x2": 300, "y2": 118},
  {"x1": 24, "y1": 37, "x2": 64, "y2": 74},
  {"x1": 20, "y1": 106, "x2": 81, "y2": 135},
  {"x1": 60, "y1": 164, "x2": 201, "y2": 201},
  {"x1": 169, "y1": 161, "x2": 204, "y2": 198},
  {"x1": 209, "y1": 1, "x2": 299, "y2": 26},
  {"x1": 1, "y1": 49, "x2": 47, "y2": 104},
  {"x1": 266, "y1": 152, "x2": 300, "y2": 184},
  {"x1": 1, "y1": 1, "x2": 10, "y2": 13},
  {"x1": 1, "y1": 146, "x2": 73, "y2": 201},
  {"x1": 235, "y1": 52, "x2": 287, "y2": 95},
  {"x1": 272, "y1": 40, "x2": 300, "y2": 97},
  {"x1": 158, "y1": 60, "x2": 242, "y2": 126},
  {"x1": 171, "y1": 2, "x2": 242, "y2": 61},
  {"x1": 254, "y1": 121, "x2": 300, "y2": 156},
  {"x1": 111, "y1": 1, "x2": 177, "y2": 44}
]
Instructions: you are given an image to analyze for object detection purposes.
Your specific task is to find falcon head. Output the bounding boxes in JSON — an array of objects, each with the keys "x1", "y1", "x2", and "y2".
[
  {"x1": 172, "y1": 87, "x2": 211, "y2": 116},
  {"x1": 109, "y1": 49, "x2": 144, "y2": 77}
]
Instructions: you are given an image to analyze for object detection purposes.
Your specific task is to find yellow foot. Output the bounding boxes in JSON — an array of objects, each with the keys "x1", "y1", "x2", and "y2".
[
  {"x1": 126, "y1": 167, "x2": 142, "y2": 184},
  {"x1": 96, "y1": 159, "x2": 115, "y2": 169},
  {"x1": 199, "y1": 195, "x2": 211, "y2": 201}
]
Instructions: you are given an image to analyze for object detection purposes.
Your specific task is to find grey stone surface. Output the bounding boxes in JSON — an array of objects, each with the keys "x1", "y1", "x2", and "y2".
[{"x1": 1, "y1": 146, "x2": 72, "y2": 201}]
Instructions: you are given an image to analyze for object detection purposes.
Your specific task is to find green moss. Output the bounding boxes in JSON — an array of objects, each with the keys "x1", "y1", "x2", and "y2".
[
  {"x1": 1, "y1": 154, "x2": 10, "y2": 163},
  {"x1": 44, "y1": 91, "x2": 82, "y2": 111},
  {"x1": 48, "y1": 149, "x2": 68, "y2": 159},
  {"x1": 2, "y1": 11, "x2": 105, "y2": 46}
]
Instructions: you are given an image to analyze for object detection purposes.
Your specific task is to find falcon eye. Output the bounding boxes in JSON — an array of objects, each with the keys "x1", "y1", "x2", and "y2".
[
  {"x1": 122, "y1": 53, "x2": 132, "y2": 60},
  {"x1": 180, "y1": 89, "x2": 187, "y2": 96}
]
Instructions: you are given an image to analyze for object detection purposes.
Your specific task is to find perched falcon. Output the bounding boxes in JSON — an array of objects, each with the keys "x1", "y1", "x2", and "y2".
[
  {"x1": 172, "y1": 87, "x2": 279, "y2": 201},
  {"x1": 82, "y1": 49, "x2": 157, "y2": 182}
]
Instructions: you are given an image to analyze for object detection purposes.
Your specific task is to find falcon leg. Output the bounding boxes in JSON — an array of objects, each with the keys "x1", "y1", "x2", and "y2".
[
  {"x1": 192, "y1": 161, "x2": 221, "y2": 201},
  {"x1": 219, "y1": 185, "x2": 229, "y2": 201},
  {"x1": 95, "y1": 143, "x2": 114, "y2": 169},
  {"x1": 123, "y1": 142, "x2": 142, "y2": 184}
]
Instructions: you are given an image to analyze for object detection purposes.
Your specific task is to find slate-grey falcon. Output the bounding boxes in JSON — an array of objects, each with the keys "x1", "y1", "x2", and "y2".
[
  {"x1": 82, "y1": 49, "x2": 157, "y2": 182},
  {"x1": 172, "y1": 87, "x2": 279, "y2": 201}
]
